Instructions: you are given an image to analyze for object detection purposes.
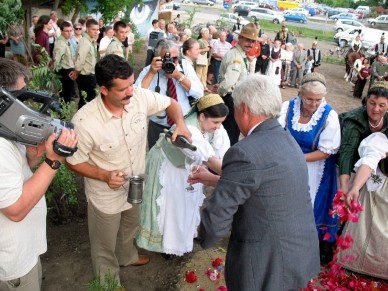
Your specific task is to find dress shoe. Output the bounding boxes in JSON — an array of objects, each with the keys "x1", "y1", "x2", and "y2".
[{"x1": 130, "y1": 255, "x2": 150, "y2": 266}]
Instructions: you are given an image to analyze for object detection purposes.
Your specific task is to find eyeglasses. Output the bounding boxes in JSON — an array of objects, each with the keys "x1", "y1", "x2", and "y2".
[
  {"x1": 302, "y1": 97, "x2": 322, "y2": 105},
  {"x1": 75, "y1": 28, "x2": 82, "y2": 30},
  {"x1": 172, "y1": 56, "x2": 179, "y2": 62}
]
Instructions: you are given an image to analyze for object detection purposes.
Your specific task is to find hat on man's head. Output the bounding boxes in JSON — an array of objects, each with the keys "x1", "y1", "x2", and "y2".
[
  {"x1": 301, "y1": 72, "x2": 326, "y2": 87},
  {"x1": 238, "y1": 23, "x2": 259, "y2": 41},
  {"x1": 370, "y1": 81, "x2": 388, "y2": 91}
]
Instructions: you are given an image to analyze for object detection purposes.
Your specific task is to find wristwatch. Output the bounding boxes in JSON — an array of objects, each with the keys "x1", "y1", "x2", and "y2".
[{"x1": 45, "y1": 158, "x2": 61, "y2": 170}]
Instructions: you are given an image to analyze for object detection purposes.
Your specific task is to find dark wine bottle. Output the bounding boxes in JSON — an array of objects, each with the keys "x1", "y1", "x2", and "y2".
[{"x1": 165, "y1": 131, "x2": 197, "y2": 151}]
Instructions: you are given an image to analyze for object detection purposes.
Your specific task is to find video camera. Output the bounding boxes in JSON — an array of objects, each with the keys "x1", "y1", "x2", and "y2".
[{"x1": 0, "y1": 87, "x2": 77, "y2": 157}]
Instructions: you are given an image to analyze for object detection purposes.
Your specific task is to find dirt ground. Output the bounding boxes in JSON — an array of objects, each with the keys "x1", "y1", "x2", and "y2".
[{"x1": 41, "y1": 36, "x2": 364, "y2": 291}]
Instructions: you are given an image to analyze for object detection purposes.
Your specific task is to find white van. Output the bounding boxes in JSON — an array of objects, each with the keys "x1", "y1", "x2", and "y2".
[{"x1": 334, "y1": 27, "x2": 385, "y2": 49}]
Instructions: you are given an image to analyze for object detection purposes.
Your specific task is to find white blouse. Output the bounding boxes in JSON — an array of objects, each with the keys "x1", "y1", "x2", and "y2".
[{"x1": 278, "y1": 98, "x2": 341, "y2": 155}]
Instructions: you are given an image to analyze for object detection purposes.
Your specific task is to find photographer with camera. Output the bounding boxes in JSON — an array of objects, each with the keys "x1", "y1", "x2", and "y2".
[
  {"x1": 0, "y1": 58, "x2": 78, "y2": 291},
  {"x1": 135, "y1": 39, "x2": 203, "y2": 148}
]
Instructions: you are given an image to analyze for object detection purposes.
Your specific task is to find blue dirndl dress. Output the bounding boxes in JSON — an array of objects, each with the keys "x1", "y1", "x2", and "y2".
[{"x1": 286, "y1": 99, "x2": 339, "y2": 242}]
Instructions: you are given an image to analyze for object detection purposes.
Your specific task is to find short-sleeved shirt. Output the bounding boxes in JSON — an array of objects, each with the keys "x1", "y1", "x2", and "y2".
[
  {"x1": 0, "y1": 139, "x2": 47, "y2": 281},
  {"x1": 218, "y1": 44, "x2": 249, "y2": 97},
  {"x1": 66, "y1": 89, "x2": 171, "y2": 214},
  {"x1": 212, "y1": 39, "x2": 232, "y2": 61}
]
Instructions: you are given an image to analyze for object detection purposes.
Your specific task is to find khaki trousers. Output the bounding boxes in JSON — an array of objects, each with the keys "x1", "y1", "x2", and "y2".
[
  {"x1": 196, "y1": 64, "x2": 208, "y2": 89},
  {"x1": 0, "y1": 258, "x2": 42, "y2": 291},
  {"x1": 88, "y1": 202, "x2": 140, "y2": 282}
]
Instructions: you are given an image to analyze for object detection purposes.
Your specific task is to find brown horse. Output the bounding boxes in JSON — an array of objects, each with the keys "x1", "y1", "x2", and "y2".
[{"x1": 345, "y1": 51, "x2": 361, "y2": 78}]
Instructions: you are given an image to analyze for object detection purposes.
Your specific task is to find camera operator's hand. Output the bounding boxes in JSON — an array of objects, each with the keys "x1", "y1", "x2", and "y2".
[
  {"x1": 104, "y1": 170, "x2": 128, "y2": 191},
  {"x1": 150, "y1": 56, "x2": 163, "y2": 74},
  {"x1": 164, "y1": 66, "x2": 181, "y2": 80},
  {"x1": 45, "y1": 128, "x2": 78, "y2": 163}
]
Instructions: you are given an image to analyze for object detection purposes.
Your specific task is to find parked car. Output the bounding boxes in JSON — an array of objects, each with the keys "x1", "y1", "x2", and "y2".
[
  {"x1": 284, "y1": 8, "x2": 309, "y2": 17},
  {"x1": 234, "y1": 5, "x2": 251, "y2": 16},
  {"x1": 284, "y1": 12, "x2": 308, "y2": 23},
  {"x1": 248, "y1": 8, "x2": 285, "y2": 24},
  {"x1": 182, "y1": 0, "x2": 192, "y2": 3},
  {"x1": 193, "y1": 0, "x2": 214, "y2": 6},
  {"x1": 329, "y1": 12, "x2": 358, "y2": 21},
  {"x1": 257, "y1": 2, "x2": 273, "y2": 10},
  {"x1": 232, "y1": 1, "x2": 257, "y2": 9},
  {"x1": 367, "y1": 14, "x2": 388, "y2": 26},
  {"x1": 334, "y1": 19, "x2": 365, "y2": 32},
  {"x1": 216, "y1": 13, "x2": 250, "y2": 26},
  {"x1": 327, "y1": 9, "x2": 344, "y2": 18},
  {"x1": 173, "y1": 3, "x2": 180, "y2": 9}
]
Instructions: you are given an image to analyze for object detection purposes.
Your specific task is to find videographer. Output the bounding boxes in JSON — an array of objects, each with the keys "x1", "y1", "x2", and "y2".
[
  {"x1": 0, "y1": 58, "x2": 78, "y2": 290},
  {"x1": 135, "y1": 39, "x2": 203, "y2": 148}
]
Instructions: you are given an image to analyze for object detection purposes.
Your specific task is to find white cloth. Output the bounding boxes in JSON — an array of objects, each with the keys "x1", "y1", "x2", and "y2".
[
  {"x1": 157, "y1": 125, "x2": 230, "y2": 255},
  {"x1": 354, "y1": 132, "x2": 388, "y2": 192},
  {"x1": 134, "y1": 59, "x2": 204, "y2": 127},
  {"x1": 278, "y1": 98, "x2": 341, "y2": 204},
  {"x1": 98, "y1": 36, "x2": 112, "y2": 58},
  {"x1": 0, "y1": 139, "x2": 47, "y2": 281}
]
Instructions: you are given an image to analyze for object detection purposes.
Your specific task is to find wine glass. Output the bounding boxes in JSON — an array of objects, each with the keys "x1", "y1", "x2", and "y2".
[{"x1": 185, "y1": 155, "x2": 201, "y2": 191}]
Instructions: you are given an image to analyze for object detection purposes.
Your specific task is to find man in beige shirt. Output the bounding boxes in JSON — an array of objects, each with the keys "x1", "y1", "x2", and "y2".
[
  {"x1": 105, "y1": 21, "x2": 127, "y2": 59},
  {"x1": 66, "y1": 54, "x2": 191, "y2": 285},
  {"x1": 71, "y1": 19, "x2": 99, "y2": 109},
  {"x1": 216, "y1": 23, "x2": 258, "y2": 145},
  {"x1": 53, "y1": 21, "x2": 76, "y2": 103}
]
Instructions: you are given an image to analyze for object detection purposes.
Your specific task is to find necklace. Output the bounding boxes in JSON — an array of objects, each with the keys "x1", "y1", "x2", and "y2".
[
  {"x1": 368, "y1": 117, "x2": 383, "y2": 129},
  {"x1": 300, "y1": 106, "x2": 314, "y2": 118}
]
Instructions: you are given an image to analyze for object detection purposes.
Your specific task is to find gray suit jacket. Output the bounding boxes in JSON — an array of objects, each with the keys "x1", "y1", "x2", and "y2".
[
  {"x1": 293, "y1": 49, "x2": 307, "y2": 67},
  {"x1": 200, "y1": 119, "x2": 320, "y2": 291}
]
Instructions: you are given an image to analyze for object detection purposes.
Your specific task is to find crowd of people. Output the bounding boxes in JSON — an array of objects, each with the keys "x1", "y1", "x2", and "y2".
[{"x1": 1, "y1": 12, "x2": 388, "y2": 291}]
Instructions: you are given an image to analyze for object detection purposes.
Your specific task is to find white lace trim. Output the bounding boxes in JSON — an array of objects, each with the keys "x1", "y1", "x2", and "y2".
[
  {"x1": 156, "y1": 150, "x2": 169, "y2": 234},
  {"x1": 291, "y1": 97, "x2": 327, "y2": 132}
]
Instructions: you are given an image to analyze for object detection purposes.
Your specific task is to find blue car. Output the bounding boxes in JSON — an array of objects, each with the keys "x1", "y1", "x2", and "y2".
[
  {"x1": 329, "y1": 13, "x2": 357, "y2": 21},
  {"x1": 284, "y1": 13, "x2": 308, "y2": 23}
]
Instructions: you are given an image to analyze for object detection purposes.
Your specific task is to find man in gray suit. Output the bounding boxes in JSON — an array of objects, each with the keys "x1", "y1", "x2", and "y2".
[
  {"x1": 291, "y1": 43, "x2": 307, "y2": 88},
  {"x1": 191, "y1": 74, "x2": 320, "y2": 291}
]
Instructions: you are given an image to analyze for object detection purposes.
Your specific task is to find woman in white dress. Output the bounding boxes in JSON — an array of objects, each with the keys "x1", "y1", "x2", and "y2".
[
  {"x1": 137, "y1": 94, "x2": 230, "y2": 256},
  {"x1": 266, "y1": 39, "x2": 282, "y2": 86},
  {"x1": 338, "y1": 132, "x2": 388, "y2": 279},
  {"x1": 278, "y1": 73, "x2": 341, "y2": 264}
]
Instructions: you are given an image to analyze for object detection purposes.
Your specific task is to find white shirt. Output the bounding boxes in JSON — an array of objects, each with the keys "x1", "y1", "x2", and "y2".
[
  {"x1": 134, "y1": 58, "x2": 204, "y2": 127},
  {"x1": 98, "y1": 35, "x2": 113, "y2": 58},
  {"x1": 0, "y1": 139, "x2": 47, "y2": 280}
]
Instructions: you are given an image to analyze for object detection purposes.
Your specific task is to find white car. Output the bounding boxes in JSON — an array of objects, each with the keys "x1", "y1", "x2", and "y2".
[
  {"x1": 367, "y1": 15, "x2": 388, "y2": 26},
  {"x1": 216, "y1": 13, "x2": 249, "y2": 26},
  {"x1": 248, "y1": 8, "x2": 285, "y2": 24},
  {"x1": 232, "y1": 1, "x2": 257, "y2": 9},
  {"x1": 334, "y1": 19, "x2": 365, "y2": 32},
  {"x1": 284, "y1": 8, "x2": 309, "y2": 17}
]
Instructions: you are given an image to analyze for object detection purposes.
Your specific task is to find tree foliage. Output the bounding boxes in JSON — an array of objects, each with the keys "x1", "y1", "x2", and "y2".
[
  {"x1": 91, "y1": 0, "x2": 137, "y2": 23},
  {"x1": 0, "y1": 0, "x2": 24, "y2": 32}
]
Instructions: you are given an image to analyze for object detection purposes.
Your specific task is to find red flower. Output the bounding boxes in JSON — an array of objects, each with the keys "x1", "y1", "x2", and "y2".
[
  {"x1": 323, "y1": 233, "x2": 331, "y2": 241},
  {"x1": 216, "y1": 286, "x2": 228, "y2": 291},
  {"x1": 199, "y1": 289, "x2": 206, "y2": 291},
  {"x1": 185, "y1": 271, "x2": 197, "y2": 283},
  {"x1": 212, "y1": 258, "x2": 223, "y2": 268}
]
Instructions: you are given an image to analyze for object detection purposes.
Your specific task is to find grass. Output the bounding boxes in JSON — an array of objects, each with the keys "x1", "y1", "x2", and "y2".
[{"x1": 256, "y1": 19, "x2": 335, "y2": 42}]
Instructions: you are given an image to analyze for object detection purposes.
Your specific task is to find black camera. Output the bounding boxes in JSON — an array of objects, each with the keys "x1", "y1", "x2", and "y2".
[{"x1": 161, "y1": 52, "x2": 175, "y2": 74}]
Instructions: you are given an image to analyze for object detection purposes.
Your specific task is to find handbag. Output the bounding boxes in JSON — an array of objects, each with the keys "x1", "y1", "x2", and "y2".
[{"x1": 196, "y1": 51, "x2": 208, "y2": 66}]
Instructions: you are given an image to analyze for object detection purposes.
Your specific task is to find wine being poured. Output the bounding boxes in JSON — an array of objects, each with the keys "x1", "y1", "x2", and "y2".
[{"x1": 185, "y1": 155, "x2": 201, "y2": 192}]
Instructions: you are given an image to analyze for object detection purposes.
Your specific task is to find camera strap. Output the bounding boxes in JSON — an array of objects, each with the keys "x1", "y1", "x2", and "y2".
[{"x1": 53, "y1": 140, "x2": 78, "y2": 157}]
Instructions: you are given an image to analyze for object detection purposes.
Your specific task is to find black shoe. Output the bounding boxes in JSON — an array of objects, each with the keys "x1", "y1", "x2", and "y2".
[{"x1": 319, "y1": 240, "x2": 334, "y2": 265}]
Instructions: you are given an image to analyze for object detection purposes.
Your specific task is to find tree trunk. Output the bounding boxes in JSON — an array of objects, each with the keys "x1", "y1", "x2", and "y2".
[
  {"x1": 53, "y1": 0, "x2": 60, "y2": 11},
  {"x1": 71, "y1": 5, "x2": 81, "y2": 24}
]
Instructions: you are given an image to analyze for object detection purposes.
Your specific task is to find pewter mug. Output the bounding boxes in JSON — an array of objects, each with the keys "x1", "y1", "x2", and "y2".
[{"x1": 127, "y1": 176, "x2": 144, "y2": 204}]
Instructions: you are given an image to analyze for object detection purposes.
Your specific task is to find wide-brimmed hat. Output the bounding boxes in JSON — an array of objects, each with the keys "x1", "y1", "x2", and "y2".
[{"x1": 238, "y1": 23, "x2": 259, "y2": 41}]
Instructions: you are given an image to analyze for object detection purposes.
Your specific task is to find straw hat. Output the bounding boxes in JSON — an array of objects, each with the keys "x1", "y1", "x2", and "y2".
[{"x1": 238, "y1": 23, "x2": 259, "y2": 41}]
